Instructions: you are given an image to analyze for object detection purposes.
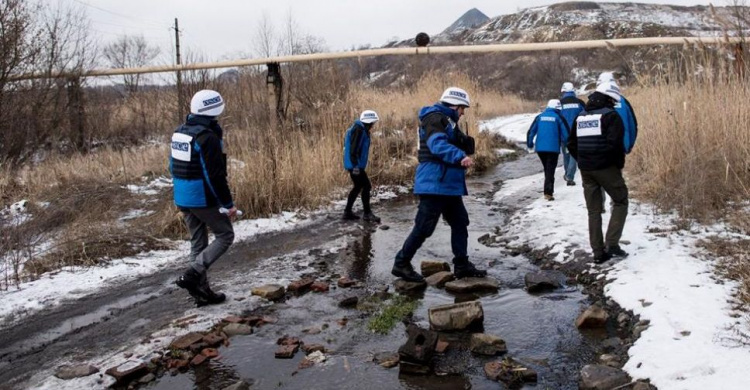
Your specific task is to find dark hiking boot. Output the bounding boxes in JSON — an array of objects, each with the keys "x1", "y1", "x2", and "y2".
[
  {"x1": 342, "y1": 210, "x2": 360, "y2": 220},
  {"x1": 391, "y1": 264, "x2": 425, "y2": 283},
  {"x1": 176, "y1": 268, "x2": 209, "y2": 306},
  {"x1": 544, "y1": 194, "x2": 555, "y2": 201},
  {"x1": 566, "y1": 180, "x2": 576, "y2": 186},
  {"x1": 362, "y1": 211, "x2": 381, "y2": 223},
  {"x1": 606, "y1": 246, "x2": 629, "y2": 259},
  {"x1": 199, "y1": 275, "x2": 226, "y2": 305},
  {"x1": 593, "y1": 252, "x2": 613, "y2": 264},
  {"x1": 454, "y1": 261, "x2": 488, "y2": 279}
]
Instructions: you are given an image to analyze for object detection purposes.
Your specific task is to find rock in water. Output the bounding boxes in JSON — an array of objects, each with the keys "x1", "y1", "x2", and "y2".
[
  {"x1": 579, "y1": 364, "x2": 631, "y2": 390},
  {"x1": 251, "y1": 284, "x2": 285, "y2": 300},
  {"x1": 428, "y1": 301, "x2": 484, "y2": 331},
  {"x1": 524, "y1": 270, "x2": 566, "y2": 293},
  {"x1": 470, "y1": 333, "x2": 508, "y2": 355},
  {"x1": 420, "y1": 261, "x2": 451, "y2": 277},
  {"x1": 398, "y1": 324, "x2": 438, "y2": 364},
  {"x1": 425, "y1": 271, "x2": 455, "y2": 288},
  {"x1": 394, "y1": 279, "x2": 427, "y2": 293},
  {"x1": 576, "y1": 305, "x2": 609, "y2": 329},
  {"x1": 54, "y1": 365, "x2": 99, "y2": 380},
  {"x1": 445, "y1": 277, "x2": 499, "y2": 294}
]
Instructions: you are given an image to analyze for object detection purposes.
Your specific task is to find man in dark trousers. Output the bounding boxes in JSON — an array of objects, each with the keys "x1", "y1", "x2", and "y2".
[
  {"x1": 527, "y1": 99, "x2": 569, "y2": 201},
  {"x1": 171, "y1": 89, "x2": 236, "y2": 306},
  {"x1": 391, "y1": 87, "x2": 487, "y2": 282},
  {"x1": 567, "y1": 82, "x2": 629, "y2": 264},
  {"x1": 560, "y1": 82, "x2": 586, "y2": 185},
  {"x1": 343, "y1": 110, "x2": 380, "y2": 222}
]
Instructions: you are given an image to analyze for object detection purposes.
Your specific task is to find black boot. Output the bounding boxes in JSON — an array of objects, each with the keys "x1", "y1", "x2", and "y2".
[
  {"x1": 342, "y1": 210, "x2": 360, "y2": 220},
  {"x1": 453, "y1": 258, "x2": 487, "y2": 279},
  {"x1": 362, "y1": 211, "x2": 381, "y2": 223},
  {"x1": 176, "y1": 268, "x2": 209, "y2": 306},
  {"x1": 198, "y1": 274, "x2": 226, "y2": 305},
  {"x1": 606, "y1": 245, "x2": 629, "y2": 259},
  {"x1": 391, "y1": 263, "x2": 425, "y2": 283},
  {"x1": 593, "y1": 251, "x2": 613, "y2": 264}
]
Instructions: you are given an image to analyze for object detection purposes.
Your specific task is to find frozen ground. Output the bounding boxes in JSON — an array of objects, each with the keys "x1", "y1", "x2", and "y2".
[{"x1": 490, "y1": 114, "x2": 750, "y2": 390}]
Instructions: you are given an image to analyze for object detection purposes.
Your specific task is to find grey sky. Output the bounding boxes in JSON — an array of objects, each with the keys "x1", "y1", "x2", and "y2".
[{"x1": 76, "y1": 0, "x2": 718, "y2": 63}]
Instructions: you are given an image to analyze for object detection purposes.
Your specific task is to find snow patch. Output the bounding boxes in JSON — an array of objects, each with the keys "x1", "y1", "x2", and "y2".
[
  {"x1": 480, "y1": 114, "x2": 536, "y2": 145},
  {"x1": 493, "y1": 169, "x2": 750, "y2": 390}
]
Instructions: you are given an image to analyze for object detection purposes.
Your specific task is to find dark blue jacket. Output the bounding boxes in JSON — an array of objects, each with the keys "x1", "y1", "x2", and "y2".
[
  {"x1": 560, "y1": 92, "x2": 585, "y2": 130},
  {"x1": 527, "y1": 108, "x2": 570, "y2": 153},
  {"x1": 343, "y1": 120, "x2": 371, "y2": 170},
  {"x1": 169, "y1": 115, "x2": 233, "y2": 209},
  {"x1": 614, "y1": 96, "x2": 638, "y2": 154},
  {"x1": 414, "y1": 104, "x2": 468, "y2": 196}
]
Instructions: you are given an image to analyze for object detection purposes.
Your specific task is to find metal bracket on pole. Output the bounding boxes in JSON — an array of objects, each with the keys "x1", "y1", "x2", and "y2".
[{"x1": 266, "y1": 63, "x2": 284, "y2": 129}]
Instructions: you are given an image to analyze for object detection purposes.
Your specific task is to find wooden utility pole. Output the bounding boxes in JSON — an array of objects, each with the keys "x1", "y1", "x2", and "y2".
[
  {"x1": 67, "y1": 76, "x2": 86, "y2": 152},
  {"x1": 174, "y1": 18, "x2": 184, "y2": 121}
]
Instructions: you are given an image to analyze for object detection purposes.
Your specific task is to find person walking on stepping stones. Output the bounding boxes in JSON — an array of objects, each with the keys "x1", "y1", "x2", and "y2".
[{"x1": 391, "y1": 87, "x2": 488, "y2": 282}]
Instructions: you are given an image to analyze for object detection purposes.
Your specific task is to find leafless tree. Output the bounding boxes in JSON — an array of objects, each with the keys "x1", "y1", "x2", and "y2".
[
  {"x1": 102, "y1": 35, "x2": 160, "y2": 94},
  {"x1": 254, "y1": 12, "x2": 277, "y2": 58}
]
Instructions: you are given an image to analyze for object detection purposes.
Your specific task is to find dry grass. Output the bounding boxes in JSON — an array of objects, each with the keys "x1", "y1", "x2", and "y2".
[
  {"x1": 626, "y1": 47, "x2": 750, "y2": 309},
  {"x1": 0, "y1": 70, "x2": 531, "y2": 285},
  {"x1": 626, "y1": 52, "x2": 750, "y2": 221}
]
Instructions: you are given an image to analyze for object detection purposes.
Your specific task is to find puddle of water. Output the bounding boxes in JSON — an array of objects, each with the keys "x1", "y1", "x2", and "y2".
[{"x1": 150, "y1": 154, "x2": 598, "y2": 390}]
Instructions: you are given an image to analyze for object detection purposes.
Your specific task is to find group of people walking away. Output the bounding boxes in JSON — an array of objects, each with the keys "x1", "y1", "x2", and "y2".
[
  {"x1": 527, "y1": 72, "x2": 638, "y2": 263},
  {"x1": 169, "y1": 72, "x2": 637, "y2": 306}
]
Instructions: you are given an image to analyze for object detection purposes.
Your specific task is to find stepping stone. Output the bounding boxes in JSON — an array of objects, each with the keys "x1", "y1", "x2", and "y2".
[
  {"x1": 428, "y1": 301, "x2": 484, "y2": 331},
  {"x1": 445, "y1": 277, "x2": 499, "y2": 294},
  {"x1": 420, "y1": 261, "x2": 451, "y2": 277},
  {"x1": 484, "y1": 358, "x2": 538, "y2": 386},
  {"x1": 425, "y1": 271, "x2": 454, "y2": 288},
  {"x1": 394, "y1": 279, "x2": 427, "y2": 293}
]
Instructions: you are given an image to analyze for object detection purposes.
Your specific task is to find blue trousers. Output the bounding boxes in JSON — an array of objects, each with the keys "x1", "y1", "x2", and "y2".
[
  {"x1": 395, "y1": 195, "x2": 469, "y2": 267},
  {"x1": 562, "y1": 147, "x2": 578, "y2": 181}
]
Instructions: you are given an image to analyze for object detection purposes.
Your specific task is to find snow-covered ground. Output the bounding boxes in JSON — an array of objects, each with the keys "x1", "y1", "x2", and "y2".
[
  {"x1": 480, "y1": 113, "x2": 536, "y2": 145},
  {"x1": 492, "y1": 114, "x2": 750, "y2": 390},
  {"x1": 0, "y1": 211, "x2": 306, "y2": 329}
]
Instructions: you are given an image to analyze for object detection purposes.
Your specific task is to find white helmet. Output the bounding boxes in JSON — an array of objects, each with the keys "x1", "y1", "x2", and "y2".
[
  {"x1": 359, "y1": 110, "x2": 379, "y2": 124},
  {"x1": 190, "y1": 89, "x2": 225, "y2": 116},
  {"x1": 547, "y1": 99, "x2": 562, "y2": 110},
  {"x1": 440, "y1": 87, "x2": 470, "y2": 107},
  {"x1": 597, "y1": 72, "x2": 616, "y2": 86},
  {"x1": 561, "y1": 82, "x2": 575, "y2": 93},
  {"x1": 595, "y1": 81, "x2": 622, "y2": 102}
]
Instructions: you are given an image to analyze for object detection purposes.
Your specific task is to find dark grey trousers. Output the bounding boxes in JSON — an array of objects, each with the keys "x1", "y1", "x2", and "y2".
[
  {"x1": 581, "y1": 167, "x2": 629, "y2": 256},
  {"x1": 182, "y1": 207, "x2": 235, "y2": 274}
]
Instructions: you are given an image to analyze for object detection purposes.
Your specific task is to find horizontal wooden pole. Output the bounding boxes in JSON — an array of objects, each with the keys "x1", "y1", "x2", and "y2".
[{"x1": 7, "y1": 36, "x2": 743, "y2": 81}]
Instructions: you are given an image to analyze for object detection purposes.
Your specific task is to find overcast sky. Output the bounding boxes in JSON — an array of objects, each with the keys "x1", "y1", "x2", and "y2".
[{"x1": 74, "y1": 0, "x2": 718, "y2": 63}]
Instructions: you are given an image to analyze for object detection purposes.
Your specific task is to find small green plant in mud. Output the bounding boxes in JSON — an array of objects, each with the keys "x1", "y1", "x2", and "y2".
[{"x1": 367, "y1": 295, "x2": 420, "y2": 335}]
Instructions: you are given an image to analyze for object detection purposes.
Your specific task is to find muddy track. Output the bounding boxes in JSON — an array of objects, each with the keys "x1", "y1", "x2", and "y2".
[{"x1": 0, "y1": 215, "x2": 356, "y2": 389}]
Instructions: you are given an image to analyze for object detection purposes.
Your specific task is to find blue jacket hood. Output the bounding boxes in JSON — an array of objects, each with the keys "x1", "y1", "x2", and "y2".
[{"x1": 419, "y1": 103, "x2": 459, "y2": 123}]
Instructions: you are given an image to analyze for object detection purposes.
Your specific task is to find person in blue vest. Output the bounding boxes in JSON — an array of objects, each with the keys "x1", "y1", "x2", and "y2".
[
  {"x1": 597, "y1": 72, "x2": 638, "y2": 154},
  {"x1": 567, "y1": 82, "x2": 629, "y2": 264},
  {"x1": 343, "y1": 110, "x2": 380, "y2": 222},
  {"x1": 391, "y1": 87, "x2": 487, "y2": 282},
  {"x1": 170, "y1": 90, "x2": 236, "y2": 306},
  {"x1": 560, "y1": 82, "x2": 586, "y2": 186},
  {"x1": 527, "y1": 99, "x2": 570, "y2": 201}
]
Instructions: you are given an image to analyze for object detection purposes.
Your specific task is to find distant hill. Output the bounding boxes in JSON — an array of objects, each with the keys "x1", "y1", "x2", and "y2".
[{"x1": 441, "y1": 8, "x2": 490, "y2": 36}]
